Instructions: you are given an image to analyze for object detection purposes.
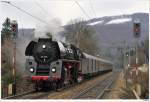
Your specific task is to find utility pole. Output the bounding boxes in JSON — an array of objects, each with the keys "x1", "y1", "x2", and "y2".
[
  {"x1": 126, "y1": 46, "x2": 131, "y2": 67},
  {"x1": 133, "y1": 19, "x2": 141, "y2": 97},
  {"x1": 129, "y1": 48, "x2": 131, "y2": 67},
  {"x1": 123, "y1": 40, "x2": 128, "y2": 88},
  {"x1": 77, "y1": 31, "x2": 79, "y2": 48},
  {"x1": 76, "y1": 23, "x2": 83, "y2": 48},
  {"x1": 133, "y1": 19, "x2": 141, "y2": 65},
  {"x1": 123, "y1": 41, "x2": 126, "y2": 69},
  {"x1": 135, "y1": 39, "x2": 139, "y2": 65}
]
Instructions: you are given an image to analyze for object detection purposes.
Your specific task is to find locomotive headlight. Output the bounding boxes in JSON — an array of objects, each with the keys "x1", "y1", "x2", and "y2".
[
  {"x1": 30, "y1": 67, "x2": 34, "y2": 73},
  {"x1": 52, "y1": 67, "x2": 56, "y2": 73},
  {"x1": 42, "y1": 45, "x2": 46, "y2": 49}
]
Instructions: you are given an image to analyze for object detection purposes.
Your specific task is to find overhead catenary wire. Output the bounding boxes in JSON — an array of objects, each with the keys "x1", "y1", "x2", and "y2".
[
  {"x1": 73, "y1": 0, "x2": 91, "y2": 19},
  {"x1": 89, "y1": 0, "x2": 97, "y2": 18},
  {"x1": 34, "y1": 0, "x2": 51, "y2": 17},
  {"x1": 1, "y1": 1, "x2": 49, "y2": 25}
]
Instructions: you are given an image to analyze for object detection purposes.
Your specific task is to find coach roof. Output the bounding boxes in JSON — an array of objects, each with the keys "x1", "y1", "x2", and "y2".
[{"x1": 83, "y1": 53, "x2": 113, "y2": 64}]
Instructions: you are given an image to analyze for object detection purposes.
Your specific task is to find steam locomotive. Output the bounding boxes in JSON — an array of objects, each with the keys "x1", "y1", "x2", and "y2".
[{"x1": 25, "y1": 37, "x2": 113, "y2": 90}]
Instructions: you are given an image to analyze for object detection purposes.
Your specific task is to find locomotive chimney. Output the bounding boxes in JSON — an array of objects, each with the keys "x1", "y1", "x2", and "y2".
[{"x1": 46, "y1": 32, "x2": 52, "y2": 41}]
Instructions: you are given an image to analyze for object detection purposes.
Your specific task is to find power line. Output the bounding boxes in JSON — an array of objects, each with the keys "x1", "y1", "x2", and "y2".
[
  {"x1": 89, "y1": 0, "x2": 97, "y2": 18},
  {"x1": 1, "y1": 1, "x2": 49, "y2": 25},
  {"x1": 73, "y1": 0, "x2": 91, "y2": 19},
  {"x1": 34, "y1": 0, "x2": 51, "y2": 17},
  {"x1": 73, "y1": 0, "x2": 100, "y2": 35}
]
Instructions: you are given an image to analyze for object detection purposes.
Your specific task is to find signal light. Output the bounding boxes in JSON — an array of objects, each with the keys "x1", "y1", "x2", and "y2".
[
  {"x1": 133, "y1": 21, "x2": 141, "y2": 38},
  {"x1": 12, "y1": 24, "x2": 17, "y2": 32},
  {"x1": 11, "y1": 20, "x2": 18, "y2": 38}
]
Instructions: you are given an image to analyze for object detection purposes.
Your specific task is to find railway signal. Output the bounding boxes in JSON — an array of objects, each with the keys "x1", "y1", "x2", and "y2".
[
  {"x1": 133, "y1": 20, "x2": 141, "y2": 38},
  {"x1": 133, "y1": 19, "x2": 141, "y2": 65},
  {"x1": 11, "y1": 20, "x2": 18, "y2": 95},
  {"x1": 11, "y1": 20, "x2": 18, "y2": 38}
]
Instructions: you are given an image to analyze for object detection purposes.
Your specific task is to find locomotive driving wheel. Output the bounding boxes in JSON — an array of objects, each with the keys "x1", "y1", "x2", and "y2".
[
  {"x1": 52, "y1": 82, "x2": 57, "y2": 91},
  {"x1": 35, "y1": 81, "x2": 41, "y2": 91}
]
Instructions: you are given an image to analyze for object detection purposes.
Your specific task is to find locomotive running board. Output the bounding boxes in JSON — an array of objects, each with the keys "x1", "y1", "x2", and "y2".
[{"x1": 61, "y1": 59, "x2": 81, "y2": 63}]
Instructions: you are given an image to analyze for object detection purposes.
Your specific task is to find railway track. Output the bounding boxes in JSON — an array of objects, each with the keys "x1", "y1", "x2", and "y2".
[
  {"x1": 4, "y1": 83, "x2": 78, "y2": 99},
  {"x1": 73, "y1": 72, "x2": 118, "y2": 99},
  {"x1": 18, "y1": 91, "x2": 51, "y2": 99},
  {"x1": 4, "y1": 90, "x2": 35, "y2": 99},
  {"x1": 4, "y1": 72, "x2": 118, "y2": 99},
  {"x1": 5, "y1": 90, "x2": 54, "y2": 99}
]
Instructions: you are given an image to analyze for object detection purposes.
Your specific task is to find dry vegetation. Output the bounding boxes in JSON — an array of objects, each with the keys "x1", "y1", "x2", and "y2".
[
  {"x1": 1, "y1": 38, "x2": 33, "y2": 97},
  {"x1": 65, "y1": 19, "x2": 99, "y2": 55},
  {"x1": 103, "y1": 65, "x2": 149, "y2": 99}
]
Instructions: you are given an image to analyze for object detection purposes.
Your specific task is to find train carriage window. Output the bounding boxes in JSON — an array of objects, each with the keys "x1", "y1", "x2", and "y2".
[
  {"x1": 101, "y1": 62, "x2": 103, "y2": 70},
  {"x1": 92, "y1": 59, "x2": 93, "y2": 72},
  {"x1": 97, "y1": 61, "x2": 98, "y2": 71},
  {"x1": 97, "y1": 61, "x2": 99, "y2": 71},
  {"x1": 87, "y1": 59, "x2": 89, "y2": 73},
  {"x1": 104, "y1": 62, "x2": 105, "y2": 69},
  {"x1": 94, "y1": 60, "x2": 95, "y2": 72},
  {"x1": 100, "y1": 61, "x2": 101, "y2": 67},
  {"x1": 94, "y1": 60, "x2": 95, "y2": 71},
  {"x1": 92, "y1": 59, "x2": 94, "y2": 72},
  {"x1": 95, "y1": 60, "x2": 96, "y2": 71},
  {"x1": 90, "y1": 59, "x2": 91, "y2": 72},
  {"x1": 98, "y1": 61, "x2": 99, "y2": 68},
  {"x1": 90, "y1": 59, "x2": 92, "y2": 73},
  {"x1": 93, "y1": 60, "x2": 94, "y2": 72},
  {"x1": 81, "y1": 60, "x2": 83, "y2": 72},
  {"x1": 95, "y1": 60, "x2": 97, "y2": 71},
  {"x1": 100, "y1": 61, "x2": 101, "y2": 71}
]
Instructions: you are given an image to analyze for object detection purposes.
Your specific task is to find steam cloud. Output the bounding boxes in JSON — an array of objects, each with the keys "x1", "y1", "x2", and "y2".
[
  {"x1": 16, "y1": 18, "x2": 66, "y2": 74},
  {"x1": 35, "y1": 18, "x2": 66, "y2": 42}
]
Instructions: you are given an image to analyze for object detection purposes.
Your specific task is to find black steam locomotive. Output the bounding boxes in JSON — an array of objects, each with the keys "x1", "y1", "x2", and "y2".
[{"x1": 25, "y1": 38, "x2": 113, "y2": 90}]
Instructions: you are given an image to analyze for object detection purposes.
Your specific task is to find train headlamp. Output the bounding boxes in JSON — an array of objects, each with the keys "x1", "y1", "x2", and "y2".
[
  {"x1": 42, "y1": 45, "x2": 46, "y2": 49},
  {"x1": 30, "y1": 67, "x2": 34, "y2": 73},
  {"x1": 52, "y1": 67, "x2": 56, "y2": 73}
]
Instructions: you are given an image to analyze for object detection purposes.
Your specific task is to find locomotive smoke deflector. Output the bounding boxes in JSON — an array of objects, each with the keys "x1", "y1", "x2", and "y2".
[{"x1": 25, "y1": 41, "x2": 37, "y2": 56}]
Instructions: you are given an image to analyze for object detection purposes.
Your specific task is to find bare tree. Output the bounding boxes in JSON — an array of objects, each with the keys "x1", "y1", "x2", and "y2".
[{"x1": 65, "y1": 19, "x2": 99, "y2": 55}]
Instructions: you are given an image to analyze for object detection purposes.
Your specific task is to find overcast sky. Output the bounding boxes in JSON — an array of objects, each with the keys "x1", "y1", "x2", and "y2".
[{"x1": 0, "y1": 0, "x2": 149, "y2": 31}]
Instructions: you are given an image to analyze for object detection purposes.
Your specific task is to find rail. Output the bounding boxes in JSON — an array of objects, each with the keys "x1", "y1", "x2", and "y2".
[
  {"x1": 96, "y1": 79, "x2": 114, "y2": 99},
  {"x1": 132, "y1": 89, "x2": 140, "y2": 99},
  {"x1": 73, "y1": 73, "x2": 115, "y2": 99},
  {"x1": 73, "y1": 71, "x2": 119, "y2": 99},
  {"x1": 3, "y1": 90, "x2": 35, "y2": 99}
]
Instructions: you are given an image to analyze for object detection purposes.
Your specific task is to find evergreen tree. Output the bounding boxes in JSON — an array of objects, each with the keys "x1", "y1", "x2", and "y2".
[{"x1": 1, "y1": 18, "x2": 13, "y2": 44}]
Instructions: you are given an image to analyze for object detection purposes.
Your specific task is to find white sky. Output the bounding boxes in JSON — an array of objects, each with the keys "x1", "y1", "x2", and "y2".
[{"x1": 0, "y1": 0, "x2": 149, "y2": 31}]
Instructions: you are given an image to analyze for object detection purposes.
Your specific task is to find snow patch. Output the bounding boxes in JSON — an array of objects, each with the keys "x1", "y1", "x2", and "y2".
[
  {"x1": 106, "y1": 18, "x2": 132, "y2": 24},
  {"x1": 87, "y1": 20, "x2": 103, "y2": 26}
]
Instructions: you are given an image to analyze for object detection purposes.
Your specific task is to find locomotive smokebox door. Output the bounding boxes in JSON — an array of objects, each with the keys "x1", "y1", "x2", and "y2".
[{"x1": 49, "y1": 60, "x2": 62, "y2": 79}]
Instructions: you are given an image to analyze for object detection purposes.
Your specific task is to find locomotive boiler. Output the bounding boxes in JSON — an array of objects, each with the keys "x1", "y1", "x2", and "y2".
[{"x1": 25, "y1": 37, "x2": 113, "y2": 90}]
